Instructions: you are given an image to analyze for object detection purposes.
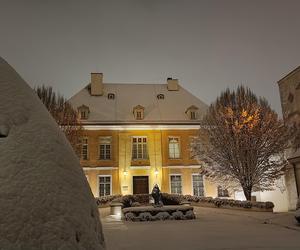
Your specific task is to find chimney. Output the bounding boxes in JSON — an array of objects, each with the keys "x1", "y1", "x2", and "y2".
[
  {"x1": 167, "y1": 77, "x2": 179, "y2": 91},
  {"x1": 90, "y1": 73, "x2": 103, "y2": 96}
]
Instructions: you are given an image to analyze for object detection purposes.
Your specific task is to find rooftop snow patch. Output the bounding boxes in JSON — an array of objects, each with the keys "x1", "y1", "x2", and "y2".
[{"x1": 0, "y1": 57, "x2": 105, "y2": 249}]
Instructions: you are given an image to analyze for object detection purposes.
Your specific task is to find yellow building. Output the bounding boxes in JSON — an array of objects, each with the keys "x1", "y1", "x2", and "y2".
[{"x1": 69, "y1": 73, "x2": 222, "y2": 198}]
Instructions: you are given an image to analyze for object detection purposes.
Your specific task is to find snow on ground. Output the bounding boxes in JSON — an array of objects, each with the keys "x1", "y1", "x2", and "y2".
[
  {"x1": 100, "y1": 207, "x2": 300, "y2": 250},
  {"x1": 0, "y1": 57, "x2": 105, "y2": 250}
]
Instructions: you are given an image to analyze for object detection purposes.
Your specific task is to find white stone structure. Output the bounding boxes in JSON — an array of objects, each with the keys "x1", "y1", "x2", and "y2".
[{"x1": 0, "y1": 57, "x2": 105, "y2": 249}]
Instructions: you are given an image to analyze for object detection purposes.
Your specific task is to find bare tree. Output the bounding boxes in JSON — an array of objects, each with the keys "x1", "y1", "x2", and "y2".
[
  {"x1": 191, "y1": 86, "x2": 289, "y2": 200},
  {"x1": 35, "y1": 85, "x2": 83, "y2": 156}
]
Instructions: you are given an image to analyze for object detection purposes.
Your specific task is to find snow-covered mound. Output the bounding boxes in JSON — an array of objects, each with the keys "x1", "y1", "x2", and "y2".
[{"x1": 0, "y1": 57, "x2": 105, "y2": 250}]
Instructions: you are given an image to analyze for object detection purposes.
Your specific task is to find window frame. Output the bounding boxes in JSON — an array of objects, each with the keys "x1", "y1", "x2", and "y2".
[
  {"x1": 190, "y1": 111, "x2": 197, "y2": 120},
  {"x1": 168, "y1": 136, "x2": 181, "y2": 159},
  {"x1": 191, "y1": 174, "x2": 205, "y2": 196},
  {"x1": 217, "y1": 186, "x2": 229, "y2": 198},
  {"x1": 98, "y1": 136, "x2": 112, "y2": 160},
  {"x1": 132, "y1": 136, "x2": 148, "y2": 160},
  {"x1": 169, "y1": 174, "x2": 182, "y2": 194},
  {"x1": 98, "y1": 175, "x2": 112, "y2": 197},
  {"x1": 81, "y1": 137, "x2": 89, "y2": 160}
]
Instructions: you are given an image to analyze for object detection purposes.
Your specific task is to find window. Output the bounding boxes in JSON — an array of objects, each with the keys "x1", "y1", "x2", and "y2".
[
  {"x1": 168, "y1": 137, "x2": 180, "y2": 159},
  {"x1": 157, "y1": 94, "x2": 165, "y2": 100},
  {"x1": 77, "y1": 105, "x2": 90, "y2": 120},
  {"x1": 133, "y1": 105, "x2": 145, "y2": 120},
  {"x1": 192, "y1": 174, "x2": 204, "y2": 196},
  {"x1": 108, "y1": 93, "x2": 115, "y2": 99},
  {"x1": 189, "y1": 136, "x2": 198, "y2": 159},
  {"x1": 132, "y1": 136, "x2": 148, "y2": 160},
  {"x1": 99, "y1": 136, "x2": 112, "y2": 160},
  {"x1": 185, "y1": 105, "x2": 198, "y2": 120},
  {"x1": 288, "y1": 93, "x2": 294, "y2": 103},
  {"x1": 81, "y1": 137, "x2": 89, "y2": 160},
  {"x1": 218, "y1": 186, "x2": 229, "y2": 197},
  {"x1": 170, "y1": 175, "x2": 182, "y2": 194},
  {"x1": 136, "y1": 111, "x2": 142, "y2": 120},
  {"x1": 190, "y1": 111, "x2": 196, "y2": 120},
  {"x1": 99, "y1": 176, "x2": 111, "y2": 196}
]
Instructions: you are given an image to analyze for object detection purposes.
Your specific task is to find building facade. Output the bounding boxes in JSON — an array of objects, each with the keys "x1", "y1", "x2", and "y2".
[
  {"x1": 277, "y1": 66, "x2": 300, "y2": 210},
  {"x1": 68, "y1": 72, "x2": 292, "y2": 212},
  {"x1": 69, "y1": 73, "x2": 224, "y2": 199}
]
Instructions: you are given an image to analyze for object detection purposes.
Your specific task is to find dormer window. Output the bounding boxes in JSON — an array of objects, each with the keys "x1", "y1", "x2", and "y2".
[
  {"x1": 133, "y1": 105, "x2": 145, "y2": 120},
  {"x1": 185, "y1": 105, "x2": 199, "y2": 120},
  {"x1": 191, "y1": 111, "x2": 196, "y2": 120},
  {"x1": 157, "y1": 94, "x2": 165, "y2": 100},
  {"x1": 77, "y1": 105, "x2": 90, "y2": 120},
  {"x1": 108, "y1": 93, "x2": 115, "y2": 100}
]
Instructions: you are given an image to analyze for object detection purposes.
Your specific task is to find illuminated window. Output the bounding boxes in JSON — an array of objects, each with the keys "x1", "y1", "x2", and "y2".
[
  {"x1": 81, "y1": 137, "x2": 89, "y2": 160},
  {"x1": 99, "y1": 176, "x2": 111, "y2": 197},
  {"x1": 168, "y1": 137, "x2": 180, "y2": 159},
  {"x1": 132, "y1": 136, "x2": 148, "y2": 160},
  {"x1": 170, "y1": 175, "x2": 182, "y2": 194},
  {"x1": 217, "y1": 186, "x2": 229, "y2": 197},
  {"x1": 192, "y1": 174, "x2": 204, "y2": 196},
  {"x1": 99, "y1": 136, "x2": 112, "y2": 160}
]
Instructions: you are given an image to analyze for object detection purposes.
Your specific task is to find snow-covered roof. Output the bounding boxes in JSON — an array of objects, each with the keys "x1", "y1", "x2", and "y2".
[{"x1": 69, "y1": 82, "x2": 208, "y2": 125}]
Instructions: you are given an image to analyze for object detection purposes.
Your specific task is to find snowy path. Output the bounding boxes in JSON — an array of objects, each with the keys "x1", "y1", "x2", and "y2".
[{"x1": 100, "y1": 207, "x2": 300, "y2": 250}]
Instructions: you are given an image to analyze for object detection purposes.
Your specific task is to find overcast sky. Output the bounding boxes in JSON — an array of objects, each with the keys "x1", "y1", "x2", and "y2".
[{"x1": 1, "y1": 0, "x2": 300, "y2": 114}]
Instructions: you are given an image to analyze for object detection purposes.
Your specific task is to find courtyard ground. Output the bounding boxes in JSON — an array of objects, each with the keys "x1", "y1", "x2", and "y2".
[{"x1": 99, "y1": 206, "x2": 300, "y2": 250}]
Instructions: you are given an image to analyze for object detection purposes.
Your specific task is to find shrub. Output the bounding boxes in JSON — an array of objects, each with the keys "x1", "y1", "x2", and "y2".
[
  {"x1": 172, "y1": 211, "x2": 184, "y2": 220},
  {"x1": 124, "y1": 212, "x2": 135, "y2": 221},
  {"x1": 154, "y1": 212, "x2": 170, "y2": 220},
  {"x1": 185, "y1": 210, "x2": 196, "y2": 220},
  {"x1": 138, "y1": 212, "x2": 153, "y2": 221},
  {"x1": 95, "y1": 195, "x2": 122, "y2": 206}
]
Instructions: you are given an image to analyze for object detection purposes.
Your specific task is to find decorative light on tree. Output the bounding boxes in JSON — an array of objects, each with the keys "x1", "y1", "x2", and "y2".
[{"x1": 191, "y1": 86, "x2": 290, "y2": 200}]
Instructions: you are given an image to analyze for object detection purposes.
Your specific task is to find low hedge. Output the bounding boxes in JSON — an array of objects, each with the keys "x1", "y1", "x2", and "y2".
[
  {"x1": 161, "y1": 193, "x2": 274, "y2": 210},
  {"x1": 96, "y1": 193, "x2": 274, "y2": 211},
  {"x1": 95, "y1": 195, "x2": 122, "y2": 206}
]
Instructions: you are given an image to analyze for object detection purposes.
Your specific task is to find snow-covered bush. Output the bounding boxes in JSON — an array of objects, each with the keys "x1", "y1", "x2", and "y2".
[
  {"x1": 185, "y1": 210, "x2": 196, "y2": 220},
  {"x1": 124, "y1": 212, "x2": 135, "y2": 221},
  {"x1": 172, "y1": 211, "x2": 184, "y2": 220},
  {"x1": 116, "y1": 194, "x2": 150, "y2": 207},
  {"x1": 138, "y1": 212, "x2": 153, "y2": 221},
  {"x1": 154, "y1": 212, "x2": 170, "y2": 220},
  {"x1": 95, "y1": 195, "x2": 122, "y2": 206},
  {"x1": 131, "y1": 202, "x2": 141, "y2": 207},
  {"x1": 160, "y1": 193, "x2": 274, "y2": 210}
]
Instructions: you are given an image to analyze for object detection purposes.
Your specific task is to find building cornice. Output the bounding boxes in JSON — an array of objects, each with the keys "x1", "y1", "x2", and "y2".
[
  {"x1": 83, "y1": 167, "x2": 118, "y2": 171},
  {"x1": 277, "y1": 65, "x2": 300, "y2": 85},
  {"x1": 82, "y1": 124, "x2": 202, "y2": 130}
]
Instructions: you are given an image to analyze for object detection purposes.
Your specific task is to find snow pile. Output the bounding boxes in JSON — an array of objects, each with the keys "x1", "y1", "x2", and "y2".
[{"x1": 0, "y1": 57, "x2": 105, "y2": 250}]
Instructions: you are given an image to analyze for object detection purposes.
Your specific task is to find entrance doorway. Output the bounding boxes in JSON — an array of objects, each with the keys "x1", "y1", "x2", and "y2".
[{"x1": 133, "y1": 176, "x2": 149, "y2": 194}]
